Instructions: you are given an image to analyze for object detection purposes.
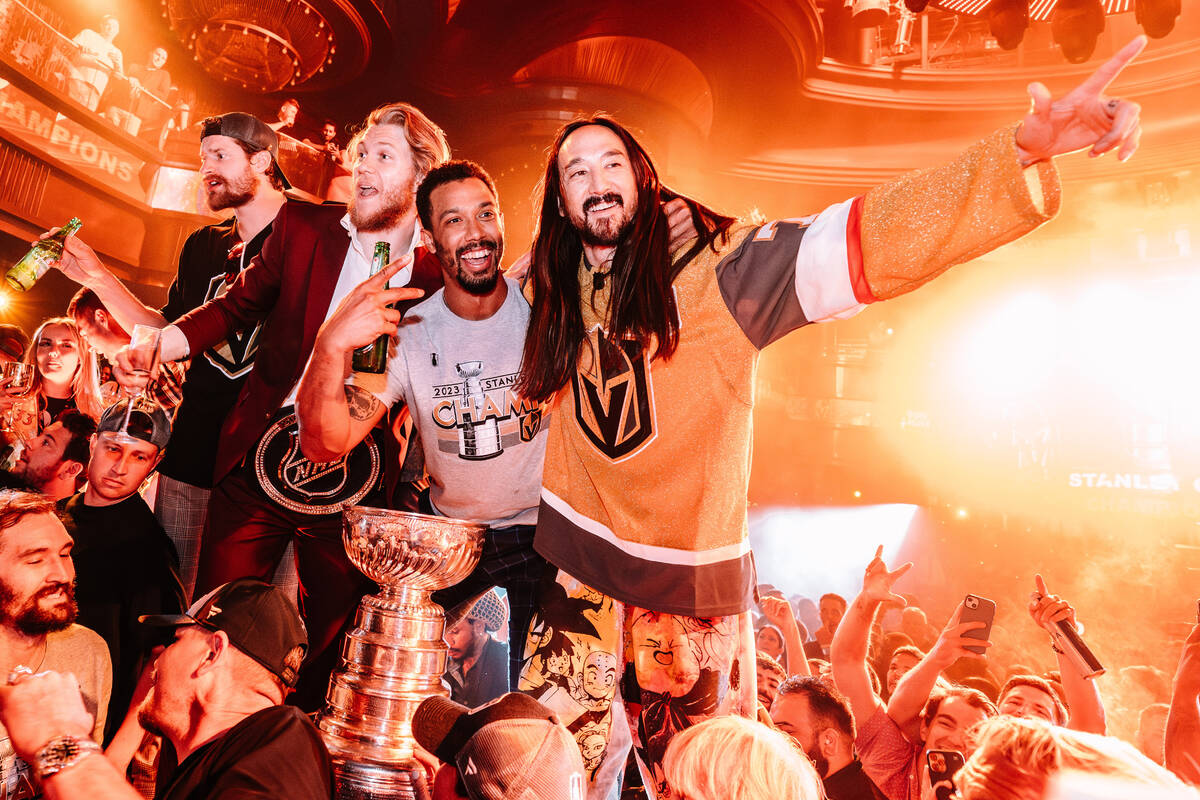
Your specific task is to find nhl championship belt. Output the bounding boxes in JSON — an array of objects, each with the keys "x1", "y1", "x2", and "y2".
[{"x1": 253, "y1": 408, "x2": 381, "y2": 515}]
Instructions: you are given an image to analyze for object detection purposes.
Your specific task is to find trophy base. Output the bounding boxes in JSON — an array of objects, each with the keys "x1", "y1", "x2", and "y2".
[{"x1": 332, "y1": 757, "x2": 431, "y2": 800}]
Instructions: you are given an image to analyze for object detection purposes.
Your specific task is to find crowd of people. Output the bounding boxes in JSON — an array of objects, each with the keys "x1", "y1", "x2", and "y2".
[
  {"x1": 31, "y1": 11, "x2": 350, "y2": 174},
  {"x1": 0, "y1": 27, "x2": 1183, "y2": 800}
]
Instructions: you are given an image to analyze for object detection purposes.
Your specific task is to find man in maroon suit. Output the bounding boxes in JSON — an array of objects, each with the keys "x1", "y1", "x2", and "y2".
[{"x1": 121, "y1": 102, "x2": 451, "y2": 708}]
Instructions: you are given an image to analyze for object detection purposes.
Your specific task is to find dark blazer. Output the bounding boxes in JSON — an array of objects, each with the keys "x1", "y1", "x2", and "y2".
[{"x1": 173, "y1": 200, "x2": 444, "y2": 484}]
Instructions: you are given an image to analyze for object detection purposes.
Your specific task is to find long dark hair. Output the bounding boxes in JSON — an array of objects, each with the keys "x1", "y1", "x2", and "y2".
[{"x1": 516, "y1": 117, "x2": 736, "y2": 403}]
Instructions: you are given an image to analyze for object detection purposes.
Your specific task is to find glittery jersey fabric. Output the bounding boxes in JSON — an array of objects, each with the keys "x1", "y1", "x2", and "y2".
[{"x1": 533, "y1": 126, "x2": 1062, "y2": 617}]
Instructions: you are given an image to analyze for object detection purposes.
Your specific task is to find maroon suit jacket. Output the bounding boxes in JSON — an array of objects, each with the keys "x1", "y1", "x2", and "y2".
[{"x1": 173, "y1": 200, "x2": 445, "y2": 485}]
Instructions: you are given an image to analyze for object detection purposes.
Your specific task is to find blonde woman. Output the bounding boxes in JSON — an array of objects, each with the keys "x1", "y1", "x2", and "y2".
[{"x1": 24, "y1": 317, "x2": 104, "y2": 431}]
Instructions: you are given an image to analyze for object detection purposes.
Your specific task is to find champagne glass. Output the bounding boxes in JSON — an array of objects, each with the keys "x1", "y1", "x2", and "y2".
[
  {"x1": 0, "y1": 363, "x2": 33, "y2": 434},
  {"x1": 111, "y1": 325, "x2": 163, "y2": 445},
  {"x1": 1, "y1": 362, "x2": 34, "y2": 397}
]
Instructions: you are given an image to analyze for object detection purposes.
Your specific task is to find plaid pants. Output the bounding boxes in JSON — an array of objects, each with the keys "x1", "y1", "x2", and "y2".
[
  {"x1": 155, "y1": 473, "x2": 297, "y2": 606},
  {"x1": 432, "y1": 523, "x2": 546, "y2": 691}
]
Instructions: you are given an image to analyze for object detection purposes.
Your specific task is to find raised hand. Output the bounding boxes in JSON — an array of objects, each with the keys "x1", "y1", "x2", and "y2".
[
  {"x1": 929, "y1": 603, "x2": 991, "y2": 667},
  {"x1": 314, "y1": 255, "x2": 422, "y2": 356},
  {"x1": 761, "y1": 595, "x2": 807, "y2": 641},
  {"x1": 49, "y1": 231, "x2": 112, "y2": 289},
  {"x1": 1016, "y1": 36, "x2": 1146, "y2": 165},
  {"x1": 861, "y1": 544, "x2": 913, "y2": 605},
  {"x1": 1029, "y1": 574, "x2": 1077, "y2": 631},
  {"x1": 112, "y1": 345, "x2": 154, "y2": 395},
  {"x1": 0, "y1": 670, "x2": 95, "y2": 762}
]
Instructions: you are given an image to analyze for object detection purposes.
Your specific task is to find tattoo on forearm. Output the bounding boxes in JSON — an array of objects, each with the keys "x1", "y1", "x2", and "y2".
[{"x1": 344, "y1": 385, "x2": 382, "y2": 421}]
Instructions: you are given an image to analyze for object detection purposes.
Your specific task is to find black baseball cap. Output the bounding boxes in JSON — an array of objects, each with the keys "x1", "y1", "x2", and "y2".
[
  {"x1": 200, "y1": 112, "x2": 292, "y2": 189},
  {"x1": 140, "y1": 578, "x2": 307, "y2": 688},
  {"x1": 97, "y1": 399, "x2": 172, "y2": 452}
]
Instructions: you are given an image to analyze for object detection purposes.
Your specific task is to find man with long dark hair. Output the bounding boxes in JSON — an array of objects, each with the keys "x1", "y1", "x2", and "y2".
[{"x1": 514, "y1": 38, "x2": 1147, "y2": 798}]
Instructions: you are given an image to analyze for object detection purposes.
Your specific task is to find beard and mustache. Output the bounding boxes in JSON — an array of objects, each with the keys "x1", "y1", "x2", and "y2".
[
  {"x1": 572, "y1": 192, "x2": 634, "y2": 247},
  {"x1": 439, "y1": 237, "x2": 504, "y2": 296},
  {"x1": 0, "y1": 579, "x2": 77, "y2": 636},
  {"x1": 204, "y1": 165, "x2": 257, "y2": 212},
  {"x1": 350, "y1": 181, "x2": 415, "y2": 233}
]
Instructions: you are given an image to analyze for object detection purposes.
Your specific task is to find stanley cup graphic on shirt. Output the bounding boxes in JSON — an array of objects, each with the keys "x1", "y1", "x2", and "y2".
[{"x1": 455, "y1": 360, "x2": 503, "y2": 460}]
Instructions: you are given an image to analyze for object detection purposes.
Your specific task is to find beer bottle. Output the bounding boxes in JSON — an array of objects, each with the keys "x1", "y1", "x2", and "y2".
[
  {"x1": 6, "y1": 218, "x2": 82, "y2": 291},
  {"x1": 351, "y1": 242, "x2": 391, "y2": 374}
]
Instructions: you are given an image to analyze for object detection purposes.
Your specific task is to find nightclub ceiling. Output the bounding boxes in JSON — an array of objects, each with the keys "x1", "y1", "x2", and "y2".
[{"x1": 53, "y1": 0, "x2": 1200, "y2": 204}]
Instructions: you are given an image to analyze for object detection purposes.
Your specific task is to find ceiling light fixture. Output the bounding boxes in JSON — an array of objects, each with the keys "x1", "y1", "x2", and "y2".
[
  {"x1": 988, "y1": 0, "x2": 1030, "y2": 50},
  {"x1": 1051, "y1": 0, "x2": 1106, "y2": 64},
  {"x1": 1136, "y1": 0, "x2": 1181, "y2": 38}
]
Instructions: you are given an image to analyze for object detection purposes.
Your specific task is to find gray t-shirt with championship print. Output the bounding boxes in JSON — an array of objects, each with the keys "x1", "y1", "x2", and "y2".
[{"x1": 357, "y1": 277, "x2": 548, "y2": 527}]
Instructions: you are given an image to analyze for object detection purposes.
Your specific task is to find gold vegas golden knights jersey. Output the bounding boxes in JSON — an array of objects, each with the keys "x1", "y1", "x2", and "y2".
[{"x1": 534, "y1": 125, "x2": 1062, "y2": 618}]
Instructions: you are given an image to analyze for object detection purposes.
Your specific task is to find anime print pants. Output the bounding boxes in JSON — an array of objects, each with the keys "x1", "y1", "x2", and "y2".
[{"x1": 518, "y1": 567, "x2": 756, "y2": 800}]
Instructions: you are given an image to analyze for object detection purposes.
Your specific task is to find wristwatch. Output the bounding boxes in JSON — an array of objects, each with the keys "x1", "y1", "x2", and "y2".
[{"x1": 33, "y1": 735, "x2": 102, "y2": 780}]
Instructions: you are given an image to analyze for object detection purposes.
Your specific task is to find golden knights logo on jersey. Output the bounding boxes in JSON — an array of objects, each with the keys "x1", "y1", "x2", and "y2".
[
  {"x1": 201, "y1": 273, "x2": 261, "y2": 379},
  {"x1": 571, "y1": 327, "x2": 655, "y2": 461}
]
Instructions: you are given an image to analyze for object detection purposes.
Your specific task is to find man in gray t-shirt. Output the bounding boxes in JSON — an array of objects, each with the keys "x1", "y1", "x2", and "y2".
[
  {"x1": 296, "y1": 160, "x2": 550, "y2": 688},
  {"x1": 0, "y1": 492, "x2": 111, "y2": 798}
]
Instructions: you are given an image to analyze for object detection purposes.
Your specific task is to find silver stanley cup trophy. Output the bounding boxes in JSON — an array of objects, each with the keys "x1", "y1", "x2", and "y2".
[{"x1": 318, "y1": 506, "x2": 485, "y2": 799}]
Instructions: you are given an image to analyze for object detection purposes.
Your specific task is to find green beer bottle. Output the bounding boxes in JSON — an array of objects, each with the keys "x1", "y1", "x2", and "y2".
[
  {"x1": 351, "y1": 242, "x2": 391, "y2": 374},
  {"x1": 6, "y1": 218, "x2": 82, "y2": 292}
]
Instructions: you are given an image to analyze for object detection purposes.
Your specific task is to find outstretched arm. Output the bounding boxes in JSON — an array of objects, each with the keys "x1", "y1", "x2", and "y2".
[
  {"x1": 760, "y1": 596, "x2": 811, "y2": 678},
  {"x1": 1166, "y1": 623, "x2": 1200, "y2": 783},
  {"x1": 1029, "y1": 574, "x2": 1106, "y2": 734},
  {"x1": 296, "y1": 257, "x2": 419, "y2": 461},
  {"x1": 832, "y1": 546, "x2": 911, "y2": 727},
  {"x1": 887, "y1": 603, "x2": 988, "y2": 731},
  {"x1": 54, "y1": 234, "x2": 168, "y2": 329}
]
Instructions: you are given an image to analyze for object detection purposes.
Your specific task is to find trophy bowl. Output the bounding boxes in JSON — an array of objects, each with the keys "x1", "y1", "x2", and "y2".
[{"x1": 343, "y1": 505, "x2": 485, "y2": 592}]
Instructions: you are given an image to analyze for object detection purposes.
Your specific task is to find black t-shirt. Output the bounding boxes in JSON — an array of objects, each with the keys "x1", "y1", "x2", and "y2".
[
  {"x1": 158, "y1": 216, "x2": 274, "y2": 487},
  {"x1": 157, "y1": 705, "x2": 333, "y2": 800},
  {"x1": 40, "y1": 394, "x2": 77, "y2": 431},
  {"x1": 63, "y1": 492, "x2": 186, "y2": 742},
  {"x1": 823, "y1": 758, "x2": 889, "y2": 800}
]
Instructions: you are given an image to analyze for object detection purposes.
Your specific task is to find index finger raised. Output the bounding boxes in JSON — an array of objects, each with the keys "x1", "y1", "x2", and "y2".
[
  {"x1": 365, "y1": 254, "x2": 412, "y2": 288},
  {"x1": 1076, "y1": 36, "x2": 1146, "y2": 97}
]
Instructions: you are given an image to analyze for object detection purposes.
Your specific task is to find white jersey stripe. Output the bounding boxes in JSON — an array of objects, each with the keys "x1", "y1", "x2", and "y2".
[
  {"x1": 793, "y1": 198, "x2": 866, "y2": 323},
  {"x1": 540, "y1": 488, "x2": 752, "y2": 566}
]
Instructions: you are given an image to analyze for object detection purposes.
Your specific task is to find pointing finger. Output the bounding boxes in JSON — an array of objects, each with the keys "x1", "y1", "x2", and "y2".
[
  {"x1": 1034, "y1": 574, "x2": 1049, "y2": 596},
  {"x1": 874, "y1": 545, "x2": 884, "y2": 560},
  {"x1": 380, "y1": 286, "x2": 424, "y2": 304},
  {"x1": 365, "y1": 255, "x2": 412, "y2": 288},
  {"x1": 1076, "y1": 35, "x2": 1147, "y2": 98}
]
